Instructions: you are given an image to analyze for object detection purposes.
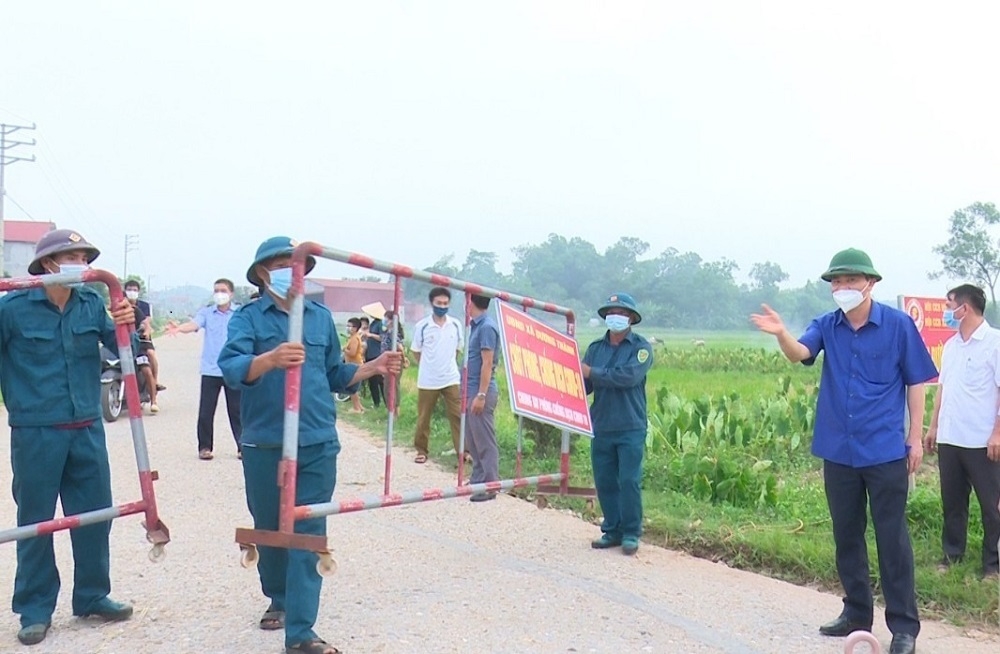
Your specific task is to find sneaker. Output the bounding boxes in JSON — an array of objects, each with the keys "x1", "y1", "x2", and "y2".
[
  {"x1": 469, "y1": 492, "x2": 496, "y2": 503},
  {"x1": 80, "y1": 597, "x2": 133, "y2": 621},
  {"x1": 149, "y1": 403, "x2": 160, "y2": 414},
  {"x1": 199, "y1": 450, "x2": 214, "y2": 460},
  {"x1": 17, "y1": 623, "x2": 50, "y2": 645},
  {"x1": 591, "y1": 534, "x2": 622, "y2": 549},
  {"x1": 621, "y1": 536, "x2": 640, "y2": 556}
]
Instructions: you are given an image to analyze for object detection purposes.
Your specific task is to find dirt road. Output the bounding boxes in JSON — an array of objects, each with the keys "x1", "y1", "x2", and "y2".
[{"x1": 0, "y1": 336, "x2": 997, "y2": 653}]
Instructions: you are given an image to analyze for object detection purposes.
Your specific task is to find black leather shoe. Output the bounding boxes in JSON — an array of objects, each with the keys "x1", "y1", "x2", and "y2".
[
  {"x1": 889, "y1": 633, "x2": 916, "y2": 654},
  {"x1": 818, "y1": 614, "x2": 872, "y2": 637}
]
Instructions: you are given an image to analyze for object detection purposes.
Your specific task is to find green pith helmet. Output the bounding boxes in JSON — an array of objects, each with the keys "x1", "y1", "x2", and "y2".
[
  {"x1": 597, "y1": 292, "x2": 641, "y2": 324},
  {"x1": 246, "y1": 236, "x2": 316, "y2": 287},
  {"x1": 28, "y1": 229, "x2": 100, "y2": 275},
  {"x1": 820, "y1": 248, "x2": 882, "y2": 282}
]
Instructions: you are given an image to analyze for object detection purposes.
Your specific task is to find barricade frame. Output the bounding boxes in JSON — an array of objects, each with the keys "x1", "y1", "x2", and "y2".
[
  {"x1": 0, "y1": 269, "x2": 170, "y2": 561},
  {"x1": 234, "y1": 242, "x2": 595, "y2": 559}
]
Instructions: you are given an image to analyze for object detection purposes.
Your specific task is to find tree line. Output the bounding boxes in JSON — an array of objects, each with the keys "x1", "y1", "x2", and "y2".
[{"x1": 393, "y1": 201, "x2": 1000, "y2": 330}]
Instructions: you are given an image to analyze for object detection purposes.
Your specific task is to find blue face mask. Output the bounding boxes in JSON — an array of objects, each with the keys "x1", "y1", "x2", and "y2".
[
  {"x1": 433, "y1": 305, "x2": 449, "y2": 317},
  {"x1": 57, "y1": 263, "x2": 90, "y2": 288},
  {"x1": 267, "y1": 267, "x2": 293, "y2": 299},
  {"x1": 605, "y1": 314, "x2": 631, "y2": 333},
  {"x1": 943, "y1": 306, "x2": 963, "y2": 329}
]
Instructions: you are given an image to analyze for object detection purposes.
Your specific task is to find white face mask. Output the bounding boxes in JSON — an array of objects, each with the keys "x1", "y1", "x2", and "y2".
[
  {"x1": 832, "y1": 287, "x2": 866, "y2": 312},
  {"x1": 214, "y1": 292, "x2": 231, "y2": 306},
  {"x1": 125, "y1": 290, "x2": 140, "y2": 301}
]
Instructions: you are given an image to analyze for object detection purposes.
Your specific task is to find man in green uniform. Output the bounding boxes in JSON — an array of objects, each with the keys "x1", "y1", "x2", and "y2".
[
  {"x1": 0, "y1": 229, "x2": 137, "y2": 646},
  {"x1": 219, "y1": 236, "x2": 400, "y2": 654},
  {"x1": 582, "y1": 293, "x2": 654, "y2": 556}
]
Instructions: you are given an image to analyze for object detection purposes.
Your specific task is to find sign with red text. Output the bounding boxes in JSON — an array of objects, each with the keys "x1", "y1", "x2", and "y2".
[
  {"x1": 495, "y1": 302, "x2": 593, "y2": 437},
  {"x1": 898, "y1": 295, "x2": 955, "y2": 375}
]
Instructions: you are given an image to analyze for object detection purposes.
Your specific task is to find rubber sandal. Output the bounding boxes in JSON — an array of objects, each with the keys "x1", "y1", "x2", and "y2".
[
  {"x1": 260, "y1": 607, "x2": 285, "y2": 631},
  {"x1": 17, "y1": 623, "x2": 50, "y2": 645},
  {"x1": 414, "y1": 454, "x2": 427, "y2": 464},
  {"x1": 286, "y1": 638, "x2": 341, "y2": 654}
]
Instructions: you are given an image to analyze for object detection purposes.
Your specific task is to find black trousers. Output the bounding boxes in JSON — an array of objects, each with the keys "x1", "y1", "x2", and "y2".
[
  {"x1": 197, "y1": 375, "x2": 242, "y2": 453},
  {"x1": 824, "y1": 458, "x2": 919, "y2": 637},
  {"x1": 938, "y1": 444, "x2": 1000, "y2": 574},
  {"x1": 367, "y1": 375, "x2": 384, "y2": 408}
]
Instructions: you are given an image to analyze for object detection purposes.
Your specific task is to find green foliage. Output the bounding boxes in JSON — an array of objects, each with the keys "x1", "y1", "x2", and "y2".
[
  {"x1": 645, "y1": 377, "x2": 817, "y2": 508},
  {"x1": 932, "y1": 201, "x2": 1000, "y2": 319}
]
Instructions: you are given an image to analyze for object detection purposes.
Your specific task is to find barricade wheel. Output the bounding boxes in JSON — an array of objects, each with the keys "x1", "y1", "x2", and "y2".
[
  {"x1": 240, "y1": 544, "x2": 259, "y2": 569},
  {"x1": 148, "y1": 544, "x2": 166, "y2": 563},
  {"x1": 316, "y1": 552, "x2": 338, "y2": 576}
]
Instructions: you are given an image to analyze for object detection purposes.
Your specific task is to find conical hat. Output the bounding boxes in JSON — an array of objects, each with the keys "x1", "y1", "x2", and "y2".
[{"x1": 361, "y1": 301, "x2": 387, "y2": 320}]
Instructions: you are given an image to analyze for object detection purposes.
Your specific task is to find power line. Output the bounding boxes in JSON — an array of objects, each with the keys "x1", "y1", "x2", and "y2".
[
  {"x1": 1, "y1": 122, "x2": 37, "y2": 276},
  {"x1": 5, "y1": 193, "x2": 37, "y2": 221}
]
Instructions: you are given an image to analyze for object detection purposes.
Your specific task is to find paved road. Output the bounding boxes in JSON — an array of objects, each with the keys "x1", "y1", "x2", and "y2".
[{"x1": 0, "y1": 336, "x2": 997, "y2": 653}]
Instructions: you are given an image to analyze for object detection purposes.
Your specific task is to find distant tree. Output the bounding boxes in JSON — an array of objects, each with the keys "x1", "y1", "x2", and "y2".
[
  {"x1": 931, "y1": 201, "x2": 1000, "y2": 319},
  {"x1": 749, "y1": 262, "x2": 789, "y2": 293},
  {"x1": 459, "y1": 249, "x2": 506, "y2": 289}
]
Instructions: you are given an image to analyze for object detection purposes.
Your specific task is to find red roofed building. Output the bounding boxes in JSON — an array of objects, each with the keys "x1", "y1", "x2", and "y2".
[
  {"x1": 309, "y1": 278, "x2": 426, "y2": 326},
  {"x1": 4, "y1": 220, "x2": 56, "y2": 277}
]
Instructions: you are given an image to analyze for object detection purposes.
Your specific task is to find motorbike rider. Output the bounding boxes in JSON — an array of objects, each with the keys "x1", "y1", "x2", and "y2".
[{"x1": 124, "y1": 279, "x2": 159, "y2": 413}]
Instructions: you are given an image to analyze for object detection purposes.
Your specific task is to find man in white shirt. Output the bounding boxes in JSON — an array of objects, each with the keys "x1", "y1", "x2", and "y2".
[
  {"x1": 924, "y1": 284, "x2": 1000, "y2": 580},
  {"x1": 410, "y1": 287, "x2": 464, "y2": 464}
]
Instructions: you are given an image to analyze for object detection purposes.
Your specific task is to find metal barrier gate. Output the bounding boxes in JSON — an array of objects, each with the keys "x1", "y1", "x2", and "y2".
[
  {"x1": 236, "y1": 242, "x2": 593, "y2": 571},
  {"x1": 0, "y1": 269, "x2": 170, "y2": 561}
]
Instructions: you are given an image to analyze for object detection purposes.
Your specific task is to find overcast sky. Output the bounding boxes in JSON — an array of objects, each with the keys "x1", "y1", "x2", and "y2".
[{"x1": 2, "y1": 2, "x2": 998, "y2": 303}]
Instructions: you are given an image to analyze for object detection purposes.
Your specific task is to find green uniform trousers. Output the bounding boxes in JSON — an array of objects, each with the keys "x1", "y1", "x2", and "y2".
[
  {"x1": 242, "y1": 441, "x2": 338, "y2": 647},
  {"x1": 11, "y1": 422, "x2": 113, "y2": 627}
]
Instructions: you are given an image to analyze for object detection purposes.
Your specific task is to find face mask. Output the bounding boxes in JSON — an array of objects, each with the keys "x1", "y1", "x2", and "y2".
[
  {"x1": 832, "y1": 288, "x2": 866, "y2": 312},
  {"x1": 214, "y1": 292, "x2": 231, "y2": 306},
  {"x1": 605, "y1": 314, "x2": 631, "y2": 333},
  {"x1": 56, "y1": 263, "x2": 89, "y2": 288},
  {"x1": 266, "y1": 267, "x2": 292, "y2": 299},
  {"x1": 125, "y1": 290, "x2": 140, "y2": 301},
  {"x1": 432, "y1": 306, "x2": 449, "y2": 317},
  {"x1": 943, "y1": 306, "x2": 964, "y2": 329}
]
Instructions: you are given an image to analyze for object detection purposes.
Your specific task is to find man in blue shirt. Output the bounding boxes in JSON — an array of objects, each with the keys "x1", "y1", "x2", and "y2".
[
  {"x1": 219, "y1": 237, "x2": 400, "y2": 654},
  {"x1": 582, "y1": 292, "x2": 654, "y2": 556},
  {"x1": 751, "y1": 248, "x2": 936, "y2": 654},
  {"x1": 166, "y1": 278, "x2": 243, "y2": 460},
  {"x1": 0, "y1": 229, "x2": 137, "y2": 646},
  {"x1": 464, "y1": 294, "x2": 501, "y2": 502}
]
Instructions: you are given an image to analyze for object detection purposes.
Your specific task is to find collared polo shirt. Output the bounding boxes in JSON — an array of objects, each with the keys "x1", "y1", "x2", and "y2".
[
  {"x1": 466, "y1": 311, "x2": 500, "y2": 396},
  {"x1": 582, "y1": 329, "x2": 654, "y2": 434},
  {"x1": 0, "y1": 287, "x2": 119, "y2": 427},
  {"x1": 411, "y1": 314, "x2": 463, "y2": 390},
  {"x1": 195, "y1": 304, "x2": 238, "y2": 377},
  {"x1": 799, "y1": 301, "x2": 938, "y2": 467},
  {"x1": 938, "y1": 320, "x2": 1000, "y2": 448},
  {"x1": 218, "y1": 294, "x2": 358, "y2": 448}
]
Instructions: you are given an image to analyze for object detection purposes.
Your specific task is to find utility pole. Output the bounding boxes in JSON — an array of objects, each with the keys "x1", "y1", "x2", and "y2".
[
  {"x1": 0, "y1": 123, "x2": 37, "y2": 277},
  {"x1": 124, "y1": 234, "x2": 139, "y2": 279}
]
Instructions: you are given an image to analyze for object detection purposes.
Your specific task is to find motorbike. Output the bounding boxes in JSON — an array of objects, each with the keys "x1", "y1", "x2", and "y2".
[{"x1": 100, "y1": 344, "x2": 154, "y2": 422}]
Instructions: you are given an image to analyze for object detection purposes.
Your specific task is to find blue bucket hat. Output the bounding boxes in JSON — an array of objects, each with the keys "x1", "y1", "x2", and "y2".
[
  {"x1": 246, "y1": 236, "x2": 316, "y2": 287},
  {"x1": 598, "y1": 292, "x2": 641, "y2": 325}
]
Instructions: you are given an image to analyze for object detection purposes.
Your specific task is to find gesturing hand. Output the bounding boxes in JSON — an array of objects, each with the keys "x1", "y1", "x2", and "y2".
[{"x1": 749, "y1": 304, "x2": 787, "y2": 335}]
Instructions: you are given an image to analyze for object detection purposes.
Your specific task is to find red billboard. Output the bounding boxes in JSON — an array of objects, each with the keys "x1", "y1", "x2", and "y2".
[
  {"x1": 495, "y1": 302, "x2": 593, "y2": 436},
  {"x1": 898, "y1": 295, "x2": 955, "y2": 374}
]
